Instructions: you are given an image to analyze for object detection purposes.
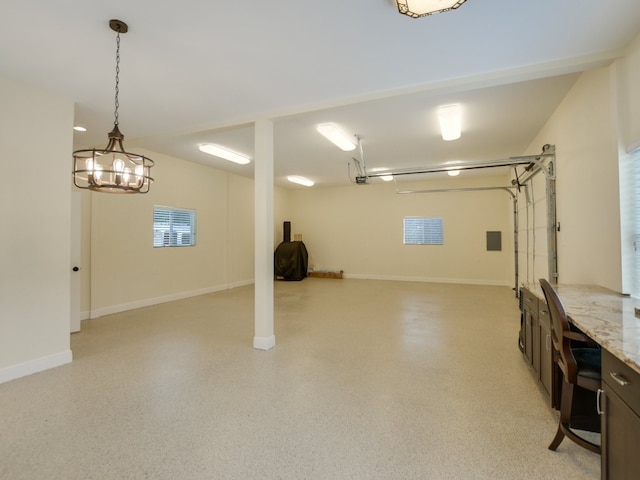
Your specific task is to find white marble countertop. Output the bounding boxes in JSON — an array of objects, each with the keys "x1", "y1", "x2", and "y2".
[{"x1": 522, "y1": 283, "x2": 640, "y2": 375}]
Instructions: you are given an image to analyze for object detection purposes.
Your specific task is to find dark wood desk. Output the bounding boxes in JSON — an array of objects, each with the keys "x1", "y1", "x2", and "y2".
[{"x1": 520, "y1": 283, "x2": 640, "y2": 480}]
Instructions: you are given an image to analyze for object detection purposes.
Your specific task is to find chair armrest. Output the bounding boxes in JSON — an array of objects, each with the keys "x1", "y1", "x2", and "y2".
[{"x1": 563, "y1": 330, "x2": 598, "y2": 347}]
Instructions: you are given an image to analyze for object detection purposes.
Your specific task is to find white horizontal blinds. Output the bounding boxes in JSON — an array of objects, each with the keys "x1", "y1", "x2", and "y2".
[
  {"x1": 632, "y1": 148, "x2": 640, "y2": 297},
  {"x1": 403, "y1": 217, "x2": 443, "y2": 245},
  {"x1": 153, "y1": 207, "x2": 196, "y2": 247},
  {"x1": 634, "y1": 233, "x2": 640, "y2": 297}
]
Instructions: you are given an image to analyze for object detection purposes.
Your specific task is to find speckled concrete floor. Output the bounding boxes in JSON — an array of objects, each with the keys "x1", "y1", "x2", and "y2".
[{"x1": 0, "y1": 279, "x2": 600, "y2": 479}]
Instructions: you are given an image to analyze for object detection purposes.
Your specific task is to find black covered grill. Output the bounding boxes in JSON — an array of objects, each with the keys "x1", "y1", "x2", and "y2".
[{"x1": 274, "y1": 221, "x2": 308, "y2": 281}]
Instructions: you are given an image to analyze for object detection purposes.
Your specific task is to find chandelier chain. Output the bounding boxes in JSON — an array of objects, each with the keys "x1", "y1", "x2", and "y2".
[{"x1": 114, "y1": 28, "x2": 121, "y2": 126}]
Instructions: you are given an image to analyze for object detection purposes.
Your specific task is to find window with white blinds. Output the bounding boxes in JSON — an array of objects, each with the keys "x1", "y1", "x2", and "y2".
[
  {"x1": 631, "y1": 148, "x2": 640, "y2": 297},
  {"x1": 153, "y1": 207, "x2": 196, "y2": 247},
  {"x1": 403, "y1": 217, "x2": 443, "y2": 245}
]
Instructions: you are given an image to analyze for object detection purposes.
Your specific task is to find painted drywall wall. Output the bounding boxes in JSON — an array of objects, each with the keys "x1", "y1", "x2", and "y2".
[
  {"x1": 274, "y1": 187, "x2": 292, "y2": 245},
  {"x1": 287, "y1": 174, "x2": 514, "y2": 286},
  {"x1": 88, "y1": 150, "x2": 255, "y2": 317},
  {"x1": 523, "y1": 66, "x2": 622, "y2": 291},
  {"x1": 0, "y1": 76, "x2": 74, "y2": 382},
  {"x1": 228, "y1": 174, "x2": 255, "y2": 287},
  {"x1": 83, "y1": 148, "x2": 291, "y2": 317},
  {"x1": 621, "y1": 32, "x2": 640, "y2": 150},
  {"x1": 79, "y1": 189, "x2": 92, "y2": 316}
]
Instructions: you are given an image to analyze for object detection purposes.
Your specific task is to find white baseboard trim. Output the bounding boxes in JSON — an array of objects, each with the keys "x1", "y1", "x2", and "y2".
[
  {"x1": 227, "y1": 279, "x2": 254, "y2": 289},
  {"x1": 89, "y1": 281, "x2": 255, "y2": 319},
  {"x1": 342, "y1": 273, "x2": 511, "y2": 287},
  {"x1": 253, "y1": 335, "x2": 276, "y2": 350},
  {"x1": 0, "y1": 350, "x2": 72, "y2": 385}
]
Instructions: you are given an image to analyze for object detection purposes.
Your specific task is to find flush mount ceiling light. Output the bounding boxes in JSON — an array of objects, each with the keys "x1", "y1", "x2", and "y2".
[
  {"x1": 369, "y1": 168, "x2": 394, "y2": 182},
  {"x1": 73, "y1": 126, "x2": 87, "y2": 132},
  {"x1": 445, "y1": 161, "x2": 462, "y2": 176},
  {"x1": 438, "y1": 104, "x2": 462, "y2": 141},
  {"x1": 198, "y1": 144, "x2": 251, "y2": 165},
  {"x1": 396, "y1": 0, "x2": 468, "y2": 18},
  {"x1": 73, "y1": 20, "x2": 154, "y2": 194},
  {"x1": 287, "y1": 175, "x2": 314, "y2": 187},
  {"x1": 316, "y1": 123, "x2": 357, "y2": 151}
]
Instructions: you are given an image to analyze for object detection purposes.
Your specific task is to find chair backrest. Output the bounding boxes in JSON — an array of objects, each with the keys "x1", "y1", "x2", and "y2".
[{"x1": 539, "y1": 278, "x2": 578, "y2": 382}]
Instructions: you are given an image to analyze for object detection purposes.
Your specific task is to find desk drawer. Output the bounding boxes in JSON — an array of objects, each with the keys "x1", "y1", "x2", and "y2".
[
  {"x1": 603, "y1": 349, "x2": 640, "y2": 414},
  {"x1": 521, "y1": 288, "x2": 539, "y2": 311},
  {"x1": 538, "y1": 300, "x2": 550, "y2": 329}
]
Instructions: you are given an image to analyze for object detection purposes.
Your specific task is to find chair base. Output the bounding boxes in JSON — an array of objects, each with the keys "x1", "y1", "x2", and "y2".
[
  {"x1": 549, "y1": 379, "x2": 601, "y2": 454},
  {"x1": 548, "y1": 422, "x2": 601, "y2": 454}
]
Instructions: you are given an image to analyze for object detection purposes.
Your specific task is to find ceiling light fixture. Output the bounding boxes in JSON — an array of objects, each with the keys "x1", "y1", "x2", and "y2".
[
  {"x1": 438, "y1": 104, "x2": 462, "y2": 141},
  {"x1": 287, "y1": 175, "x2": 314, "y2": 187},
  {"x1": 370, "y1": 168, "x2": 394, "y2": 182},
  {"x1": 316, "y1": 123, "x2": 357, "y2": 151},
  {"x1": 447, "y1": 169, "x2": 461, "y2": 176},
  {"x1": 396, "y1": 0, "x2": 468, "y2": 18},
  {"x1": 73, "y1": 126, "x2": 87, "y2": 132},
  {"x1": 72, "y1": 20, "x2": 154, "y2": 194},
  {"x1": 198, "y1": 144, "x2": 251, "y2": 165}
]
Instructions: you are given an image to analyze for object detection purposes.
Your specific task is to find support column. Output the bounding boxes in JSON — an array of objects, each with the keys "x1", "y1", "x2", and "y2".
[{"x1": 253, "y1": 119, "x2": 275, "y2": 350}]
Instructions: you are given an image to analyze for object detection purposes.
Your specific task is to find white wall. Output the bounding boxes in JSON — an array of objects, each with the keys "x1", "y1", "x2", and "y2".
[
  {"x1": 228, "y1": 174, "x2": 256, "y2": 288},
  {"x1": 274, "y1": 186, "x2": 292, "y2": 245},
  {"x1": 0, "y1": 76, "x2": 74, "y2": 383},
  {"x1": 87, "y1": 150, "x2": 257, "y2": 317},
  {"x1": 83, "y1": 148, "x2": 291, "y2": 318},
  {"x1": 287, "y1": 174, "x2": 514, "y2": 286},
  {"x1": 621, "y1": 33, "x2": 640, "y2": 151}
]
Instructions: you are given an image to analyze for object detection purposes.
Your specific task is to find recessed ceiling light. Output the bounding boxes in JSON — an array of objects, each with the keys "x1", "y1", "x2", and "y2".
[
  {"x1": 287, "y1": 175, "x2": 314, "y2": 187},
  {"x1": 73, "y1": 126, "x2": 87, "y2": 132},
  {"x1": 447, "y1": 169, "x2": 461, "y2": 177},
  {"x1": 438, "y1": 104, "x2": 462, "y2": 141},
  {"x1": 198, "y1": 144, "x2": 251, "y2": 165},
  {"x1": 380, "y1": 175, "x2": 394, "y2": 182},
  {"x1": 316, "y1": 123, "x2": 357, "y2": 151}
]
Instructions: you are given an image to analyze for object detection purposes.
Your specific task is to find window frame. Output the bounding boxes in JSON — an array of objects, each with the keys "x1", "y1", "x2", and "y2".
[
  {"x1": 403, "y1": 216, "x2": 444, "y2": 245},
  {"x1": 153, "y1": 206, "x2": 197, "y2": 248}
]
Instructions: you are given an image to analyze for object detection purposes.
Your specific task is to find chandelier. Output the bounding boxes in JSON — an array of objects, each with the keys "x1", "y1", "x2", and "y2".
[
  {"x1": 73, "y1": 20, "x2": 154, "y2": 194},
  {"x1": 396, "y1": 0, "x2": 468, "y2": 18}
]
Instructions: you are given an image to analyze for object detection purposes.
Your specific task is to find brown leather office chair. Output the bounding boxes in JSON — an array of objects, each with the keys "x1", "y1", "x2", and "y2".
[{"x1": 539, "y1": 278, "x2": 601, "y2": 454}]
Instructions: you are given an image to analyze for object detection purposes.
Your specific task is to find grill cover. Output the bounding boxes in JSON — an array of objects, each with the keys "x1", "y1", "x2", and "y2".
[{"x1": 274, "y1": 241, "x2": 308, "y2": 281}]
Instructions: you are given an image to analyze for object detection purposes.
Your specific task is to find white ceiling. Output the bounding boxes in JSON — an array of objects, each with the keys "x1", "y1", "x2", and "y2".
[{"x1": 2, "y1": 0, "x2": 640, "y2": 187}]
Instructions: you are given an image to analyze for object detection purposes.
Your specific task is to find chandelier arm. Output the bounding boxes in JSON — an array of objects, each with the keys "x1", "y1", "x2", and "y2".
[{"x1": 103, "y1": 137, "x2": 117, "y2": 152}]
